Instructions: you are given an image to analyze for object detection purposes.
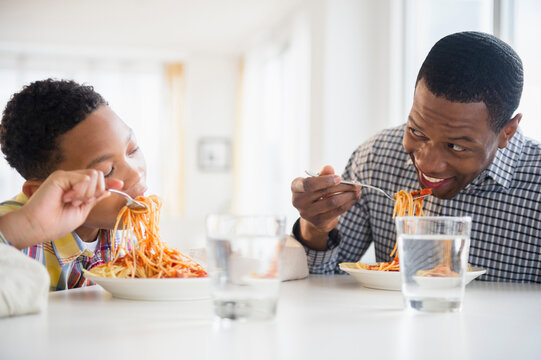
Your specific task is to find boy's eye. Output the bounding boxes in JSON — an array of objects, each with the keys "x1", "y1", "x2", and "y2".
[
  {"x1": 104, "y1": 167, "x2": 114, "y2": 178},
  {"x1": 128, "y1": 146, "x2": 139, "y2": 156},
  {"x1": 448, "y1": 143, "x2": 466, "y2": 152}
]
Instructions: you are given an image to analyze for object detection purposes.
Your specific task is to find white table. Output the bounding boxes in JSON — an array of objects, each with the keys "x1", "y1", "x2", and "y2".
[{"x1": 1, "y1": 275, "x2": 540, "y2": 360}]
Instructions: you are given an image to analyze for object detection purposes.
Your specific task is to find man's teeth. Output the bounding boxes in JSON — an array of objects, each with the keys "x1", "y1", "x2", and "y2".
[{"x1": 422, "y1": 173, "x2": 444, "y2": 183}]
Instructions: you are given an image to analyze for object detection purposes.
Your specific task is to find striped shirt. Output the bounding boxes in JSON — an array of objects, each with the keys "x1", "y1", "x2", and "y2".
[
  {"x1": 0, "y1": 193, "x2": 123, "y2": 291},
  {"x1": 298, "y1": 125, "x2": 541, "y2": 282}
]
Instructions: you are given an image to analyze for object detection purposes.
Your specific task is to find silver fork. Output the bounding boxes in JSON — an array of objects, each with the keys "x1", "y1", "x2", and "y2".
[
  {"x1": 108, "y1": 189, "x2": 147, "y2": 210},
  {"x1": 304, "y1": 170, "x2": 430, "y2": 201}
]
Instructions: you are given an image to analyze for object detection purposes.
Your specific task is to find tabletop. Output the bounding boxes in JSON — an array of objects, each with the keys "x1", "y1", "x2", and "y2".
[{"x1": 1, "y1": 275, "x2": 540, "y2": 360}]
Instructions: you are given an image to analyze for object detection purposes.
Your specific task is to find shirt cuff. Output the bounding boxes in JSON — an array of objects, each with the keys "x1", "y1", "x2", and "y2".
[{"x1": 291, "y1": 218, "x2": 341, "y2": 274}]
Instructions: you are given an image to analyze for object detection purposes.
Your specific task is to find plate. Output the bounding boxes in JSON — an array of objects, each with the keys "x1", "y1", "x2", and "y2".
[
  {"x1": 339, "y1": 263, "x2": 486, "y2": 291},
  {"x1": 339, "y1": 264, "x2": 401, "y2": 291},
  {"x1": 84, "y1": 272, "x2": 211, "y2": 301}
]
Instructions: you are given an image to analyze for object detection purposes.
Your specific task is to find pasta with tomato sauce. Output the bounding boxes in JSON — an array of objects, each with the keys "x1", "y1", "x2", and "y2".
[
  {"x1": 341, "y1": 188, "x2": 432, "y2": 272},
  {"x1": 86, "y1": 195, "x2": 207, "y2": 279}
]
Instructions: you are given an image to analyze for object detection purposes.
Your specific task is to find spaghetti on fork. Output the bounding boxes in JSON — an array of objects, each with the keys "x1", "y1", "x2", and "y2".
[
  {"x1": 87, "y1": 195, "x2": 207, "y2": 279},
  {"x1": 341, "y1": 188, "x2": 432, "y2": 272}
]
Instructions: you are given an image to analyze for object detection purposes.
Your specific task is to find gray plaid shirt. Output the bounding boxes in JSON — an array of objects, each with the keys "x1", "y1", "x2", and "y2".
[{"x1": 298, "y1": 124, "x2": 541, "y2": 282}]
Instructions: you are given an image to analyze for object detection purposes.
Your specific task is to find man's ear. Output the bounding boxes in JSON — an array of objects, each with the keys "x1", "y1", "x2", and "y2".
[
  {"x1": 22, "y1": 180, "x2": 43, "y2": 198},
  {"x1": 498, "y1": 113, "x2": 522, "y2": 149}
]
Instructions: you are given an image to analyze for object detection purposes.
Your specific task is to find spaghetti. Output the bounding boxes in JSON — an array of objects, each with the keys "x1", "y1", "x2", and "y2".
[
  {"x1": 343, "y1": 187, "x2": 432, "y2": 272},
  {"x1": 87, "y1": 195, "x2": 207, "y2": 279},
  {"x1": 416, "y1": 263, "x2": 459, "y2": 277}
]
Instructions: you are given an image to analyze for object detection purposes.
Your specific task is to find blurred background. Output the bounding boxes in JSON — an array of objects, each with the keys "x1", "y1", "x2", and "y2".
[{"x1": 1, "y1": 0, "x2": 540, "y2": 251}]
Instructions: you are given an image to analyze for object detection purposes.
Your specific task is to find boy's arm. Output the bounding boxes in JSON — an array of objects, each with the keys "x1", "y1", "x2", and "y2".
[{"x1": 0, "y1": 170, "x2": 122, "y2": 249}]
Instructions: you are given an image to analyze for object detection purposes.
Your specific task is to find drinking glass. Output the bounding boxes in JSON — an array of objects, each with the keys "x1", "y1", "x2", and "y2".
[
  {"x1": 396, "y1": 216, "x2": 472, "y2": 312},
  {"x1": 206, "y1": 214, "x2": 286, "y2": 320}
]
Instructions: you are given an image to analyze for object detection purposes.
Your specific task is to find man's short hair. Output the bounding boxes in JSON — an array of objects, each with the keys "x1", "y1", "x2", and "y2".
[
  {"x1": 0, "y1": 79, "x2": 106, "y2": 180},
  {"x1": 416, "y1": 31, "x2": 523, "y2": 132}
]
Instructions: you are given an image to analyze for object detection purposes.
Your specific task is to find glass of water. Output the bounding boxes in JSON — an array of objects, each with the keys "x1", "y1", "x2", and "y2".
[
  {"x1": 396, "y1": 216, "x2": 472, "y2": 313},
  {"x1": 206, "y1": 214, "x2": 286, "y2": 320}
]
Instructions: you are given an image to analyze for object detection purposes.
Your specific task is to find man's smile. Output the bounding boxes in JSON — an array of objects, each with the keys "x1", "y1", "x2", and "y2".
[
  {"x1": 419, "y1": 171, "x2": 454, "y2": 189},
  {"x1": 422, "y1": 173, "x2": 445, "y2": 183}
]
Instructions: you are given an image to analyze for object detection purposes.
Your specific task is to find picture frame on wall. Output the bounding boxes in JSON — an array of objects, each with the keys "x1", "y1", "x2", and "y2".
[{"x1": 197, "y1": 137, "x2": 231, "y2": 172}]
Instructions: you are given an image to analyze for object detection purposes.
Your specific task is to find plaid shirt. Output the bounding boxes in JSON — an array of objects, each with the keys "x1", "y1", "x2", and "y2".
[
  {"x1": 0, "y1": 193, "x2": 123, "y2": 291},
  {"x1": 298, "y1": 124, "x2": 541, "y2": 282}
]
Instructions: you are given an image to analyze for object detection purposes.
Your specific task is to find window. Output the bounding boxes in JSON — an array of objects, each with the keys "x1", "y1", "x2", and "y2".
[
  {"x1": 0, "y1": 52, "x2": 168, "y2": 202},
  {"x1": 401, "y1": 0, "x2": 495, "y2": 123},
  {"x1": 235, "y1": 13, "x2": 310, "y2": 229},
  {"x1": 511, "y1": 0, "x2": 541, "y2": 141}
]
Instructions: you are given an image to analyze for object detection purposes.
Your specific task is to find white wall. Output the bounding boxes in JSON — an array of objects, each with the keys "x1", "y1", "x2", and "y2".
[
  {"x1": 304, "y1": 0, "x2": 400, "y2": 263},
  {"x1": 0, "y1": 0, "x2": 401, "y2": 259},
  {"x1": 162, "y1": 55, "x2": 239, "y2": 251},
  {"x1": 308, "y1": 0, "x2": 401, "y2": 174},
  {"x1": 165, "y1": 0, "x2": 404, "y2": 250}
]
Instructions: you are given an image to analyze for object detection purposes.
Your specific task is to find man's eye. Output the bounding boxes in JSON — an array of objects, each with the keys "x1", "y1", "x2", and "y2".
[
  {"x1": 449, "y1": 143, "x2": 466, "y2": 152},
  {"x1": 409, "y1": 127, "x2": 424, "y2": 137}
]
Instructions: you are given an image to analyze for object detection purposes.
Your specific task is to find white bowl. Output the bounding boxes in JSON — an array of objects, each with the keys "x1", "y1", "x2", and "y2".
[
  {"x1": 339, "y1": 263, "x2": 486, "y2": 291},
  {"x1": 84, "y1": 272, "x2": 210, "y2": 301}
]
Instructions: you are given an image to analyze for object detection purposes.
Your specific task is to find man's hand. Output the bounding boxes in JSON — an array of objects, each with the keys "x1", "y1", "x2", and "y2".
[
  {"x1": 0, "y1": 169, "x2": 123, "y2": 249},
  {"x1": 291, "y1": 165, "x2": 361, "y2": 250}
]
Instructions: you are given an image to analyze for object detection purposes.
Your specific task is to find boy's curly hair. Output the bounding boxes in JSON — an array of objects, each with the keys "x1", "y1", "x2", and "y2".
[{"x1": 0, "y1": 79, "x2": 106, "y2": 180}]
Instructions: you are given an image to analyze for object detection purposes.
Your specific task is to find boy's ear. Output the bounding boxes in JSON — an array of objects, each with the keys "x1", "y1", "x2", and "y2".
[{"x1": 22, "y1": 180, "x2": 43, "y2": 198}]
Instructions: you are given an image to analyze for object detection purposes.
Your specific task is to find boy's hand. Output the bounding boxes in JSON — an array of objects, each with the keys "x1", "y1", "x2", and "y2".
[
  {"x1": 0, "y1": 170, "x2": 123, "y2": 249},
  {"x1": 291, "y1": 165, "x2": 361, "y2": 250}
]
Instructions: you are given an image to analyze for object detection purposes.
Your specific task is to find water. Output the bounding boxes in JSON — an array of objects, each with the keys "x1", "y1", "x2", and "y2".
[
  {"x1": 207, "y1": 236, "x2": 282, "y2": 320},
  {"x1": 398, "y1": 234, "x2": 470, "y2": 313}
]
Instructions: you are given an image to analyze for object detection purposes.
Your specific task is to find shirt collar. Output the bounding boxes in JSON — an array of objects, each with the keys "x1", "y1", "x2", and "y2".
[
  {"x1": 0, "y1": 192, "x2": 31, "y2": 215},
  {"x1": 50, "y1": 232, "x2": 86, "y2": 265},
  {"x1": 403, "y1": 129, "x2": 525, "y2": 190},
  {"x1": 477, "y1": 129, "x2": 525, "y2": 189}
]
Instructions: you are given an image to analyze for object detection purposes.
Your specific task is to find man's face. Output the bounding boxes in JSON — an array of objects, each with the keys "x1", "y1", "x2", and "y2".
[
  {"x1": 403, "y1": 79, "x2": 502, "y2": 199},
  {"x1": 56, "y1": 105, "x2": 147, "y2": 229}
]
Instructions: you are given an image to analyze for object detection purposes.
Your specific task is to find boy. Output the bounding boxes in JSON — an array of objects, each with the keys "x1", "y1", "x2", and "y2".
[{"x1": 0, "y1": 79, "x2": 148, "y2": 290}]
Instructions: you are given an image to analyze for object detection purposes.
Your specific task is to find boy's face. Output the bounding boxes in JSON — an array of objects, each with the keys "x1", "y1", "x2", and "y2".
[
  {"x1": 56, "y1": 105, "x2": 147, "y2": 229},
  {"x1": 403, "y1": 79, "x2": 509, "y2": 200}
]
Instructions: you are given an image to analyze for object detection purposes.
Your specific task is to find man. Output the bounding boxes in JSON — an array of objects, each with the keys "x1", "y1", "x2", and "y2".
[{"x1": 291, "y1": 31, "x2": 541, "y2": 282}]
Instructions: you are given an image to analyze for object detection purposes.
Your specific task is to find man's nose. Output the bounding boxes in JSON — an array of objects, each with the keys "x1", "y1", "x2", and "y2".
[{"x1": 414, "y1": 143, "x2": 447, "y2": 173}]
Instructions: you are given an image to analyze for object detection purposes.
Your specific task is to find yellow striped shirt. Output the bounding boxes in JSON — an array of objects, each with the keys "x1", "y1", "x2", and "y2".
[{"x1": 0, "y1": 193, "x2": 120, "y2": 291}]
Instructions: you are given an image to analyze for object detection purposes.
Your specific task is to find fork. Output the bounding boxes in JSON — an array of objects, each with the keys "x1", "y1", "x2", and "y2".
[
  {"x1": 304, "y1": 170, "x2": 430, "y2": 201},
  {"x1": 108, "y1": 189, "x2": 147, "y2": 210}
]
